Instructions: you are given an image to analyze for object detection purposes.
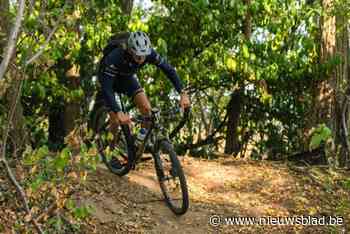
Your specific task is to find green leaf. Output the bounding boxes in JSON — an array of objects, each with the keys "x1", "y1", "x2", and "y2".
[
  {"x1": 250, "y1": 53, "x2": 256, "y2": 61},
  {"x1": 309, "y1": 124, "x2": 332, "y2": 150},
  {"x1": 73, "y1": 205, "x2": 93, "y2": 220},
  {"x1": 196, "y1": 0, "x2": 209, "y2": 9},
  {"x1": 54, "y1": 157, "x2": 68, "y2": 171},
  {"x1": 31, "y1": 176, "x2": 44, "y2": 191},
  {"x1": 38, "y1": 84, "x2": 46, "y2": 99},
  {"x1": 320, "y1": 125, "x2": 332, "y2": 139},
  {"x1": 226, "y1": 57, "x2": 237, "y2": 72},
  {"x1": 37, "y1": 146, "x2": 49, "y2": 158},
  {"x1": 242, "y1": 44, "x2": 249, "y2": 59},
  {"x1": 107, "y1": 132, "x2": 114, "y2": 141},
  {"x1": 342, "y1": 179, "x2": 350, "y2": 190},
  {"x1": 157, "y1": 38, "x2": 168, "y2": 55},
  {"x1": 60, "y1": 147, "x2": 71, "y2": 159},
  {"x1": 310, "y1": 134, "x2": 323, "y2": 150},
  {"x1": 51, "y1": 49, "x2": 62, "y2": 60},
  {"x1": 53, "y1": 148, "x2": 71, "y2": 171},
  {"x1": 66, "y1": 199, "x2": 75, "y2": 210}
]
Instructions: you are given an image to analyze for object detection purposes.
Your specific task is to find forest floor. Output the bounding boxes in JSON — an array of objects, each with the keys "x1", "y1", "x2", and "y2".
[
  {"x1": 1, "y1": 155, "x2": 350, "y2": 233},
  {"x1": 77, "y1": 156, "x2": 350, "y2": 234}
]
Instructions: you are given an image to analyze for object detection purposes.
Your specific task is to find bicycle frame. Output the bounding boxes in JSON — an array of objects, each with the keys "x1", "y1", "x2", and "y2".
[
  {"x1": 117, "y1": 93, "x2": 189, "y2": 168},
  {"x1": 131, "y1": 109, "x2": 169, "y2": 163}
]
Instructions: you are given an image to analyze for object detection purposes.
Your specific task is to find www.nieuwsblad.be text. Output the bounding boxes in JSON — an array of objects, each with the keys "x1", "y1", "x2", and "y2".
[{"x1": 209, "y1": 215, "x2": 344, "y2": 226}]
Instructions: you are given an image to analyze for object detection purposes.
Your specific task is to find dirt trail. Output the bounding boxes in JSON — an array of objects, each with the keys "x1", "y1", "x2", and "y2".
[{"x1": 78, "y1": 157, "x2": 348, "y2": 234}]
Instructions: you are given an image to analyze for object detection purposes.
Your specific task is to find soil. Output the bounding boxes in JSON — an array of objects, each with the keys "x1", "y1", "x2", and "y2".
[{"x1": 76, "y1": 156, "x2": 349, "y2": 234}]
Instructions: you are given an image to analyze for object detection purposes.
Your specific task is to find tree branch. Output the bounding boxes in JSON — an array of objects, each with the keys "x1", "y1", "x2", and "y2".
[
  {"x1": 178, "y1": 112, "x2": 228, "y2": 150},
  {"x1": 24, "y1": 10, "x2": 64, "y2": 66},
  {"x1": 25, "y1": 23, "x2": 60, "y2": 66},
  {"x1": 0, "y1": 0, "x2": 26, "y2": 81},
  {"x1": 0, "y1": 150, "x2": 43, "y2": 233},
  {"x1": 0, "y1": 73, "x2": 22, "y2": 161},
  {"x1": 0, "y1": 66, "x2": 43, "y2": 233}
]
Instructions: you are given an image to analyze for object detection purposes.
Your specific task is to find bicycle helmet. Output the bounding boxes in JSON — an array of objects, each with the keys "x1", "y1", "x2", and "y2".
[{"x1": 127, "y1": 31, "x2": 151, "y2": 56}]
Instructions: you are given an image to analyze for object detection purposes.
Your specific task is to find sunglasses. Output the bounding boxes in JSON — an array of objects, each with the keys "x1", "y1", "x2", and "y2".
[
  {"x1": 128, "y1": 48, "x2": 146, "y2": 62},
  {"x1": 132, "y1": 54, "x2": 145, "y2": 61}
]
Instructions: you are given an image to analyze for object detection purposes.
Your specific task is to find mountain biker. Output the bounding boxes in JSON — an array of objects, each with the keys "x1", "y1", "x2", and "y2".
[{"x1": 97, "y1": 31, "x2": 191, "y2": 130}]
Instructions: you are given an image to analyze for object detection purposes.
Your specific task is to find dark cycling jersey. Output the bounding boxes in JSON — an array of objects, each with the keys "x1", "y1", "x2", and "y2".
[{"x1": 98, "y1": 48, "x2": 183, "y2": 113}]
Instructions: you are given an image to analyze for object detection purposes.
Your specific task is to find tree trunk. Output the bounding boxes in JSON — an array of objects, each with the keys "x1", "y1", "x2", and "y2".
[
  {"x1": 317, "y1": 0, "x2": 336, "y2": 127},
  {"x1": 1, "y1": 0, "x2": 28, "y2": 153},
  {"x1": 48, "y1": 104, "x2": 65, "y2": 150},
  {"x1": 309, "y1": 0, "x2": 350, "y2": 166},
  {"x1": 0, "y1": 0, "x2": 10, "y2": 49},
  {"x1": 224, "y1": 0, "x2": 251, "y2": 155},
  {"x1": 119, "y1": 0, "x2": 133, "y2": 15},
  {"x1": 0, "y1": 0, "x2": 10, "y2": 96},
  {"x1": 64, "y1": 65, "x2": 80, "y2": 136},
  {"x1": 308, "y1": 0, "x2": 336, "y2": 133},
  {"x1": 335, "y1": 9, "x2": 349, "y2": 166},
  {"x1": 243, "y1": 0, "x2": 252, "y2": 39},
  {"x1": 224, "y1": 90, "x2": 242, "y2": 154},
  {"x1": 48, "y1": 61, "x2": 80, "y2": 149}
]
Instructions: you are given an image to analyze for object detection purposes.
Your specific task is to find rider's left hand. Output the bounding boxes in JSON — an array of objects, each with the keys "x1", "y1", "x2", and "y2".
[{"x1": 179, "y1": 91, "x2": 191, "y2": 111}]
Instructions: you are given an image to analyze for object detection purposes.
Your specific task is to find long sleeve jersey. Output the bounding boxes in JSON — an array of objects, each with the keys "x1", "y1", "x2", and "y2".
[{"x1": 98, "y1": 48, "x2": 183, "y2": 113}]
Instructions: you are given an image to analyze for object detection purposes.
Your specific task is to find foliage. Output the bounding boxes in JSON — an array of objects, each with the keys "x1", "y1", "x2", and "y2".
[
  {"x1": 138, "y1": 0, "x2": 324, "y2": 158},
  {"x1": 18, "y1": 128, "x2": 99, "y2": 232},
  {"x1": 4, "y1": 0, "x2": 332, "y2": 159},
  {"x1": 309, "y1": 124, "x2": 332, "y2": 150}
]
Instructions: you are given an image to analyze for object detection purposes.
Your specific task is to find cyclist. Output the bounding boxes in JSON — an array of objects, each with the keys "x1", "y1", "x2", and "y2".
[{"x1": 97, "y1": 31, "x2": 190, "y2": 131}]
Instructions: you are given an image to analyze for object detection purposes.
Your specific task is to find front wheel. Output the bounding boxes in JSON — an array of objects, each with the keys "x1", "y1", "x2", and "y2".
[{"x1": 153, "y1": 140, "x2": 189, "y2": 215}]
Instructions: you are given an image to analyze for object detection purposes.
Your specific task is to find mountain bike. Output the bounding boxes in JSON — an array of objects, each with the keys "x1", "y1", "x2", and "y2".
[{"x1": 89, "y1": 94, "x2": 190, "y2": 215}]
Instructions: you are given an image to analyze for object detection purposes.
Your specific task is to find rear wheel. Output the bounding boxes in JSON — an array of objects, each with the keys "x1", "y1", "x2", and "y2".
[
  {"x1": 93, "y1": 106, "x2": 135, "y2": 176},
  {"x1": 153, "y1": 140, "x2": 189, "y2": 215}
]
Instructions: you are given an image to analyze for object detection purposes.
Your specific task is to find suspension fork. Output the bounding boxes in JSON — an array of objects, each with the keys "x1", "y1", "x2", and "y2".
[{"x1": 152, "y1": 143, "x2": 165, "y2": 179}]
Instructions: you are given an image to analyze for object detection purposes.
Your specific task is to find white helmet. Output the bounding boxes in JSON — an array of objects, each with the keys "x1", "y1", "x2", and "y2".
[{"x1": 127, "y1": 31, "x2": 151, "y2": 56}]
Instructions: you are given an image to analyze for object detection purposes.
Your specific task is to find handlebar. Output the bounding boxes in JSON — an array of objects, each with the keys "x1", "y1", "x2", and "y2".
[
  {"x1": 129, "y1": 106, "x2": 190, "y2": 139},
  {"x1": 131, "y1": 107, "x2": 190, "y2": 123}
]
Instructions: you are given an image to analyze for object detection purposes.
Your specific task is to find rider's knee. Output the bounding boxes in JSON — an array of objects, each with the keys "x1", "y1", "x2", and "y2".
[
  {"x1": 134, "y1": 91, "x2": 151, "y2": 115},
  {"x1": 139, "y1": 101, "x2": 151, "y2": 115}
]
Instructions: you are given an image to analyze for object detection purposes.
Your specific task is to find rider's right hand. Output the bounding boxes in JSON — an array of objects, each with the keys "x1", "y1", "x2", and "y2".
[{"x1": 109, "y1": 111, "x2": 131, "y2": 127}]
